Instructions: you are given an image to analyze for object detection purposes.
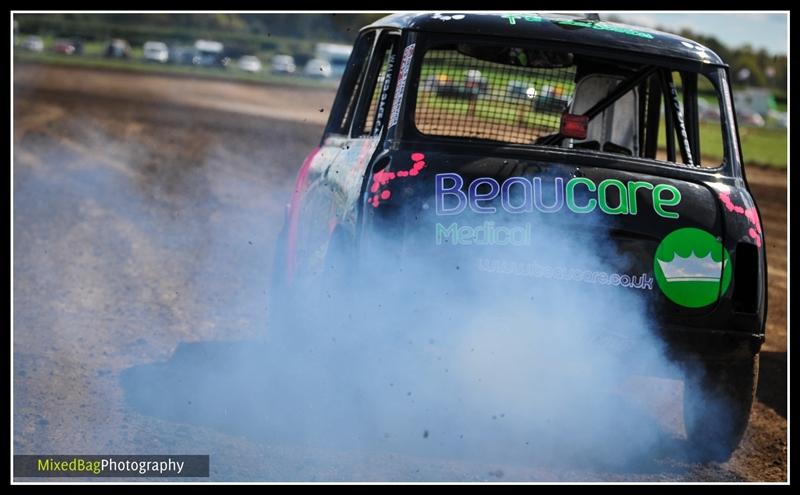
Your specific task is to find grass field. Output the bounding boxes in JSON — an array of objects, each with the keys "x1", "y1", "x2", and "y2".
[
  {"x1": 692, "y1": 99, "x2": 787, "y2": 168},
  {"x1": 674, "y1": 121, "x2": 787, "y2": 169},
  {"x1": 735, "y1": 125, "x2": 788, "y2": 168},
  {"x1": 417, "y1": 93, "x2": 563, "y2": 130}
]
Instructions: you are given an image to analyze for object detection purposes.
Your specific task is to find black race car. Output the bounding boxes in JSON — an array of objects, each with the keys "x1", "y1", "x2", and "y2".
[{"x1": 272, "y1": 13, "x2": 767, "y2": 462}]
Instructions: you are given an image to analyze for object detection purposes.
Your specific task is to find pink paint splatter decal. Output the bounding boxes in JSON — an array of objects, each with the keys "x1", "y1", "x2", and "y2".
[
  {"x1": 719, "y1": 192, "x2": 763, "y2": 247},
  {"x1": 369, "y1": 152, "x2": 427, "y2": 208}
]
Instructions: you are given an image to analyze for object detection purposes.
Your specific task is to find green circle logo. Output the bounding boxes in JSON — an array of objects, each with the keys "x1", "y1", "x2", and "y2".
[{"x1": 654, "y1": 228, "x2": 731, "y2": 308}]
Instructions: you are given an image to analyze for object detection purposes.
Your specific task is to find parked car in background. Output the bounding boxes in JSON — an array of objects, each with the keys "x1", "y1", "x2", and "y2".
[
  {"x1": 53, "y1": 39, "x2": 82, "y2": 55},
  {"x1": 697, "y1": 97, "x2": 721, "y2": 122},
  {"x1": 314, "y1": 42, "x2": 352, "y2": 79},
  {"x1": 143, "y1": 41, "x2": 169, "y2": 63},
  {"x1": 237, "y1": 55, "x2": 262, "y2": 73},
  {"x1": 506, "y1": 80, "x2": 537, "y2": 100},
  {"x1": 303, "y1": 58, "x2": 332, "y2": 78},
  {"x1": 767, "y1": 109, "x2": 788, "y2": 128},
  {"x1": 105, "y1": 39, "x2": 131, "y2": 59},
  {"x1": 271, "y1": 54, "x2": 297, "y2": 74},
  {"x1": 430, "y1": 70, "x2": 489, "y2": 98},
  {"x1": 535, "y1": 83, "x2": 571, "y2": 114},
  {"x1": 734, "y1": 88, "x2": 776, "y2": 117},
  {"x1": 168, "y1": 45, "x2": 196, "y2": 65},
  {"x1": 193, "y1": 39, "x2": 229, "y2": 68},
  {"x1": 21, "y1": 35, "x2": 44, "y2": 52},
  {"x1": 737, "y1": 107, "x2": 767, "y2": 128}
]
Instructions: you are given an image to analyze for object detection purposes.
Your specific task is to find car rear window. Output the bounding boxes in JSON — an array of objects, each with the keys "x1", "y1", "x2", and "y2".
[
  {"x1": 412, "y1": 42, "x2": 730, "y2": 170},
  {"x1": 414, "y1": 45, "x2": 577, "y2": 145}
]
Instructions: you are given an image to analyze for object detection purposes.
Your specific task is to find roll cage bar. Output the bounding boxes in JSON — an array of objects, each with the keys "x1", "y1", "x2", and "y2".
[{"x1": 540, "y1": 64, "x2": 697, "y2": 167}]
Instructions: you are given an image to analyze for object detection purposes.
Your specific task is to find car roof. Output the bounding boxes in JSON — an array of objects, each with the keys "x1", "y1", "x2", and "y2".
[{"x1": 364, "y1": 12, "x2": 725, "y2": 66}]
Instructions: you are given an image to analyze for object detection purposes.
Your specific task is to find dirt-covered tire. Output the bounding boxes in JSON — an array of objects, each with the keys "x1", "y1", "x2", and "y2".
[
  {"x1": 267, "y1": 227, "x2": 355, "y2": 341},
  {"x1": 304, "y1": 227, "x2": 357, "y2": 325},
  {"x1": 267, "y1": 227, "x2": 293, "y2": 337},
  {"x1": 683, "y1": 354, "x2": 759, "y2": 462}
]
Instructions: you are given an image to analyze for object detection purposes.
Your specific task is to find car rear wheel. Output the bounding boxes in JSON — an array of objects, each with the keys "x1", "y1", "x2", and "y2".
[
  {"x1": 267, "y1": 227, "x2": 355, "y2": 341},
  {"x1": 267, "y1": 227, "x2": 291, "y2": 337},
  {"x1": 682, "y1": 354, "x2": 759, "y2": 462}
]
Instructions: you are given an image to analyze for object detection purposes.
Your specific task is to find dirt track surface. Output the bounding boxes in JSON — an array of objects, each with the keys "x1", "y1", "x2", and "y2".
[{"x1": 13, "y1": 64, "x2": 787, "y2": 482}]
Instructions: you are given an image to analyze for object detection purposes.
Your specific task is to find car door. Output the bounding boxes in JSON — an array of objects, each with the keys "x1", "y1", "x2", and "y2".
[{"x1": 287, "y1": 29, "x2": 400, "y2": 283}]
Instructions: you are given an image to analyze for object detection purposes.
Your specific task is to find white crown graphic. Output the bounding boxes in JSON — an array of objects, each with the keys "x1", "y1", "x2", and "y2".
[{"x1": 657, "y1": 252, "x2": 726, "y2": 282}]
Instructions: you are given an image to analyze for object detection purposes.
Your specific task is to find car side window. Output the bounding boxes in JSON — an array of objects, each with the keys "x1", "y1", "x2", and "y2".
[
  {"x1": 326, "y1": 31, "x2": 376, "y2": 136},
  {"x1": 356, "y1": 33, "x2": 400, "y2": 137},
  {"x1": 657, "y1": 71, "x2": 726, "y2": 168},
  {"x1": 640, "y1": 69, "x2": 727, "y2": 168}
]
